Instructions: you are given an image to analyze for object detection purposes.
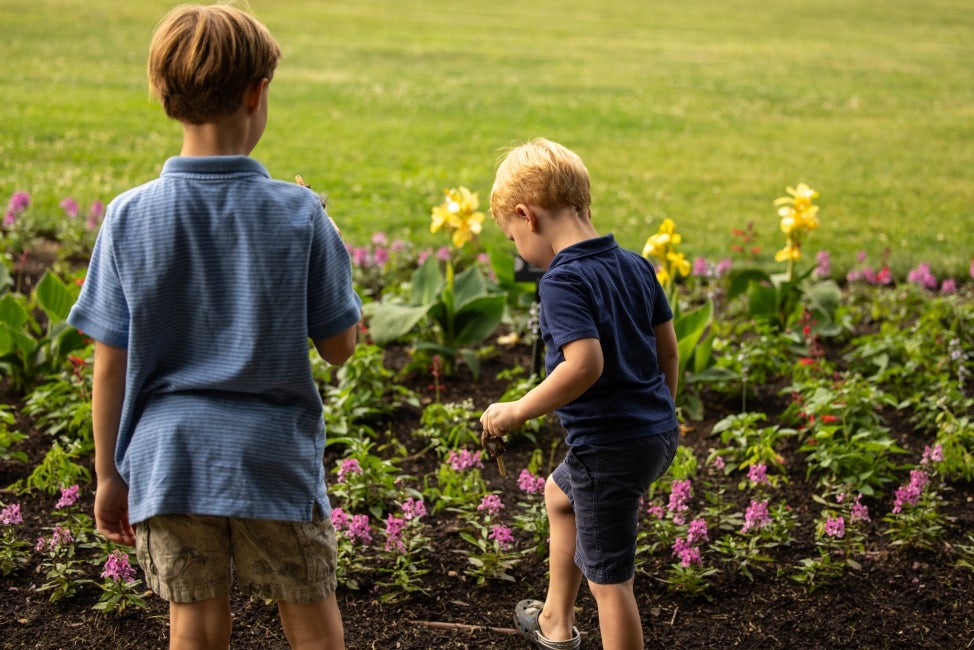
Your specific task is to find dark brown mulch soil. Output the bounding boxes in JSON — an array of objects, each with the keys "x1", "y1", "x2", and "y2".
[{"x1": 1, "y1": 341, "x2": 973, "y2": 649}]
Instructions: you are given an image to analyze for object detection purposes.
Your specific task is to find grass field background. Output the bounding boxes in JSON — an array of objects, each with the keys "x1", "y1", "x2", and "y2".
[{"x1": 2, "y1": 0, "x2": 972, "y2": 277}]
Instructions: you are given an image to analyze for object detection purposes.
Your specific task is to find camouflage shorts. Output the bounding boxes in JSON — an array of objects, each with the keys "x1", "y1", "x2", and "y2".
[{"x1": 134, "y1": 511, "x2": 338, "y2": 604}]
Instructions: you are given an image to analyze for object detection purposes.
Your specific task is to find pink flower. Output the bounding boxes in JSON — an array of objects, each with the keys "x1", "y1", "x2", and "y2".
[
  {"x1": 60, "y1": 197, "x2": 79, "y2": 219},
  {"x1": 7, "y1": 190, "x2": 30, "y2": 213},
  {"x1": 101, "y1": 550, "x2": 137, "y2": 584},
  {"x1": 336, "y1": 458, "x2": 363, "y2": 483},
  {"x1": 1, "y1": 503, "x2": 23, "y2": 525},
  {"x1": 447, "y1": 449, "x2": 483, "y2": 471},
  {"x1": 850, "y1": 493, "x2": 870, "y2": 524},
  {"x1": 741, "y1": 499, "x2": 771, "y2": 533},
  {"x1": 714, "y1": 258, "x2": 732, "y2": 277},
  {"x1": 921, "y1": 444, "x2": 944, "y2": 465},
  {"x1": 477, "y1": 494, "x2": 504, "y2": 516},
  {"x1": 747, "y1": 464, "x2": 768, "y2": 485},
  {"x1": 686, "y1": 518, "x2": 709, "y2": 545},
  {"x1": 384, "y1": 515, "x2": 406, "y2": 552},
  {"x1": 371, "y1": 231, "x2": 388, "y2": 246},
  {"x1": 892, "y1": 469, "x2": 930, "y2": 514},
  {"x1": 402, "y1": 498, "x2": 426, "y2": 521},
  {"x1": 823, "y1": 516, "x2": 845, "y2": 539},
  {"x1": 330, "y1": 507, "x2": 349, "y2": 530},
  {"x1": 55, "y1": 485, "x2": 80, "y2": 509},
  {"x1": 489, "y1": 525, "x2": 515, "y2": 550},
  {"x1": 517, "y1": 469, "x2": 546, "y2": 495},
  {"x1": 667, "y1": 479, "x2": 692, "y2": 525},
  {"x1": 346, "y1": 514, "x2": 372, "y2": 545},
  {"x1": 671, "y1": 537, "x2": 702, "y2": 567},
  {"x1": 710, "y1": 455, "x2": 726, "y2": 472},
  {"x1": 691, "y1": 256, "x2": 709, "y2": 277}
]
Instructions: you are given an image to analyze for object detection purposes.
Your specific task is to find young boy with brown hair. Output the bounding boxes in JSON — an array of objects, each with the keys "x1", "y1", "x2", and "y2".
[
  {"x1": 68, "y1": 4, "x2": 361, "y2": 648},
  {"x1": 480, "y1": 138, "x2": 680, "y2": 650}
]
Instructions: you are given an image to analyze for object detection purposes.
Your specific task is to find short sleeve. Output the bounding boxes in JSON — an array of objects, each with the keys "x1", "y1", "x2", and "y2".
[{"x1": 67, "y1": 222, "x2": 130, "y2": 348}]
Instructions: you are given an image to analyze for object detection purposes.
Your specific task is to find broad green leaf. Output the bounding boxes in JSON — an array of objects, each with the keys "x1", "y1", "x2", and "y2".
[{"x1": 35, "y1": 271, "x2": 74, "y2": 322}]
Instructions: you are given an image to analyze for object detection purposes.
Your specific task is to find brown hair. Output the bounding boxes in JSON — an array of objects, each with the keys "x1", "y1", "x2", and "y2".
[
  {"x1": 490, "y1": 138, "x2": 591, "y2": 220},
  {"x1": 147, "y1": 3, "x2": 281, "y2": 124}
]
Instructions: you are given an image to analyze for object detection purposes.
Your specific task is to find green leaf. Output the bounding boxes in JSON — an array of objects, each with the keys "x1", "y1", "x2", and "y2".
[
  {"x1": 410, "y1": 255, "x2": 445, "y2": 306},
  {"x1": 366, "y1": 303, "x2": 432, "y2": 345},
  {"x1": 35, "y1": 271, "x2": 74, "y2": 323}
]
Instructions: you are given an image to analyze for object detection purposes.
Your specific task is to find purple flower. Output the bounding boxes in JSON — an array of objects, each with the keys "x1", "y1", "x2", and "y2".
[
  {"x1": 747, "y1": 464, "x2": 768, "y2": 485},
  {"x1": 60, "y1": 197, "x2": 80, "y2": 219},
  {"x1": 447, "y1": 449, "x2": 484, "y2": 471},
  {"x1": 7, "y1": 190, "x2": 30, "y2": 213},
  {"x1": 371, "y1": 231, "x2": 388, "y2": 246},
  {"x1": 101, "y1": 550, "x2": 137, "y2": 584},
  {"x1": 373, "y1": 246, "x2": 389, "y2": 266},
  {"x1": 892, "y1": 469, "x2": 930, "y2": 514},
  {"x1": 667, "y1": 479, "x2": 692, "y2": 525},
  {"x1": 351, "y1": 246, "x2": 371, "y2": 268},
  {"x1": 346, "y1": 514, "x2": 372, "y2": 545},
  {"x1": 940, "y1": 279, "x2": 957, "y2": 295},
  {"x1": 691, "y1": 256, "x2": 709, "y2": 277},
  {"x1": 823, "y1": 516, "x2": 845, "y2": 539},
  {"x1": 55, "y1": 485, "x2": 80, "y2": 509},
  {"x1": 489, "y1": 525, "x2": 515, "y2": 550},
  {"x1": 402, "y1": 497, "x2": 426, "y2": 521},
  {"x1": 477, "y1": 494, "x2": 504, "y2": 516},
  {"x1": 435, "y1": 246, "x2": 451, "y2": 262},
  {"x1": 517, "y1": 469, "x2": 546, "y2": 495},
  {"x1": 921, "y1": 444, "x2": 944, "y2": 465},
  {"x1": 1, "y1": 503, "x2": 23, "y2": 525},
  {"x1": 647, "y1": 503, "x2": 665, "y2": 519},
  {"x1": 906, "y1": 262, "x2": 938, "y2": 290},
  {"x1": 330, "y1": 507, "x2": 349, "y2": 530},
  {"x1": 384, "y1": 515, "x2": 406, "y2": 552},
  {"x1": 741, "y1": 499, "x2": 771, "y2": 533},
  {"x1": 336, "y1": 458, "x2": 363, "y2": 482},
  {"x1": 850, "y1": 493, "x2": 870, "y2": 524},
  {"x1": 671, "y1": 537, "x2": 702, "y2": 568},
  {"x1": 686, "y1": 518, "x2": 709, "y2": 545},
  {"x1": 813, "y1": 250, "x2": 831, "y2": 279},
  {"x1": 2, "y1": 210, "x2": 15, "y2": 227},
  {"x1": 714, "y1": 258, "x2": 732, "y2": 278}
]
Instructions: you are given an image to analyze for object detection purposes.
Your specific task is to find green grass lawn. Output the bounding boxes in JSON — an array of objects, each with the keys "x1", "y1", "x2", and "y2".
[{"x1": 2, "y1": 0, "x2": 972, "y2": 278}]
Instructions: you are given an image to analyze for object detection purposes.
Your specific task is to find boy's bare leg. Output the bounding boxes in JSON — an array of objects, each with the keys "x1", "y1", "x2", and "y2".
[
  {"x1": 539, "y1": 476, "x2": 583, "y2": 641},
  {"x1": 278, "y1": 593, "x2": 345, "y2": 649},
  {"x1": 169, "y1": 596, "x2": 232, "y2": 650},
  {"x1": 589, "y1": 579, "x2": 643, "y2": 650}
]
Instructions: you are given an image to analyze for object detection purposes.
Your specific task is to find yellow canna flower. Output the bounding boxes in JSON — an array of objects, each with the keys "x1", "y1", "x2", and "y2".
[
  {"x1": 774, "y1": 244, "x2": 802, "y2": 262},
  {"x1": 430, "y1": 186, "x2": 486, "y2": 249},
  {"x1": 668, "y1": 251, "x2": 691, "y2": 278},
  {"x1": 656, "y1": 266, "x2": 671, "y2": 287}
]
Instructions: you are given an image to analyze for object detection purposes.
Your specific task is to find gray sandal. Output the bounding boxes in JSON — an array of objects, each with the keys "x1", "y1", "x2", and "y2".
[{"x1": 513, "y1": 599, "x2": 581, "y2": 650}]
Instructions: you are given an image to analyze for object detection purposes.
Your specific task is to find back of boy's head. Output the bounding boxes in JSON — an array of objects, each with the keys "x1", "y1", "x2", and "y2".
[
  {"x1": 490, "y1": 138, "x2": 591, "y2": 220},
  {"x1": 148, "y1": 3, "x2": 281, "y2": 124}
]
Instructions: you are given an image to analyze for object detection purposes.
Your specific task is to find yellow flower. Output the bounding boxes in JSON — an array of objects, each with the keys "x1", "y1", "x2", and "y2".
[
  {"x1": 656, "y1": 266, "x2": 671, "y2": 287},
  {"x1": 668, "y1": 251, "x2": 691, "y2": 278},
  {"x1": 430, "y1": 186, "x2": 486, "y2": 249},
  {"x1": 774, "y1": 244, "x2": 802, "y2": 262}
]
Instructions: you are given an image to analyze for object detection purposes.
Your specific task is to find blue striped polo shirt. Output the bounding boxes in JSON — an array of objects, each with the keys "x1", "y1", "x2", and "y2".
[{"x1": 68, "y1": 156, "x2": 362, "y2": 524}]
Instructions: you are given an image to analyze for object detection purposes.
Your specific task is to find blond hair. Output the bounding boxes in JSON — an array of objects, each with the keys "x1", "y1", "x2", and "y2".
[
  {"x1": 148, "y1": 3, "x2": 281, "y2": 124},
  {"x1": 490, "y1": 138, "x2": 591, "y2": 220}
]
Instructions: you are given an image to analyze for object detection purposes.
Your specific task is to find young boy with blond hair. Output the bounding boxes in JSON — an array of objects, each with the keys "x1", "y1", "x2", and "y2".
[
  {"x1": 481, "y1": 138, "x2": 680, "y2": 650},
  {"x1": 68, "y1": 4, "x2": 361, "y2": 648}
]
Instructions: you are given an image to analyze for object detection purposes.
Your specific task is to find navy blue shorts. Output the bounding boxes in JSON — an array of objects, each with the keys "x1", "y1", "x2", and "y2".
[{"x1": 552, "y1": 428, "x2": 679, "y2": 585}]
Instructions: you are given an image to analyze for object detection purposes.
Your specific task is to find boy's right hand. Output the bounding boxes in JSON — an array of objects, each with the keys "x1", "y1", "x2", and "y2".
[{"x1": 94, "y1": 475, "x2": 135, "y2": 547}]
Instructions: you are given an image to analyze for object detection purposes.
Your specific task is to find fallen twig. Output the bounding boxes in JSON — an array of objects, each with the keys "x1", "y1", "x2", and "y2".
[{"x1": 413, "y1": 620, "x2": 519, "y2": 635}]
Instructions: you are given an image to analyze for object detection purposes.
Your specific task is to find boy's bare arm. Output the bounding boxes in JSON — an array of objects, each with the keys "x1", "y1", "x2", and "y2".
[
  {"x1": 654, "y1": 320, "x2": 679, "y2": 400},
  {"x1": 481, "y1": 337, "x2": 603, "y2": 436},
  {"x1": 313, "y1": 322, "x2": 358, "y2": 366},
  {"x1": 92, "y1": 342, "x2": 135, "y2": 545}
]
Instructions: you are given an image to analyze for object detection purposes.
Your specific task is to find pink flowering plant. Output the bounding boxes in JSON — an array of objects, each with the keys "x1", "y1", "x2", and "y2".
[
  {"x1": 34, "y1": 485, "x2": 95, "y2": 602},
  {"x1": 1, "y1": 501, "x2": 31, "y2": 576},
  {"x1": 509, "y1": 460, "x2": 549, "y2": 556},
  {"x1": 376, "y1": 497, "x2": 432, "y2": 598},
  {"x1": 457, "y1": 493, "x2": 521, "y2": 584},
  {"x1": 92, "y1": 548, "x2": 147, "y2": 614},
  {"x1": 882, "y1": 445, "x2": 948, "y2": 551},
  {"x1": 422, "y1": 447, "x2": 488, "y2": 514},
  {"x1": 330, "y1": 507, "x2": 375, "y2": 591},
  {"x1": 792, "y1": 484, "x2": 873, "y2": 590}
]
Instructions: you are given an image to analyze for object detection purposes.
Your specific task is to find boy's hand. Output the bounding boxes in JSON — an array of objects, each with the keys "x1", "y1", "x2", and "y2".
[
  {"x1": 480, "y1": 401, "x2": 523, "y2": 438},
  {"x1": 94, "y1": 475, "x2": 135, "y2": 547}
]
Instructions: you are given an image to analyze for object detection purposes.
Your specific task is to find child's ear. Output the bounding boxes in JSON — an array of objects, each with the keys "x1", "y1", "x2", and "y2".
[
  {"x1": 515, "y1": 204, "x2": 539, "y2": 232},
  {"x1": 246, "y1": 78, "x2": 269, "y2": 113}
]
